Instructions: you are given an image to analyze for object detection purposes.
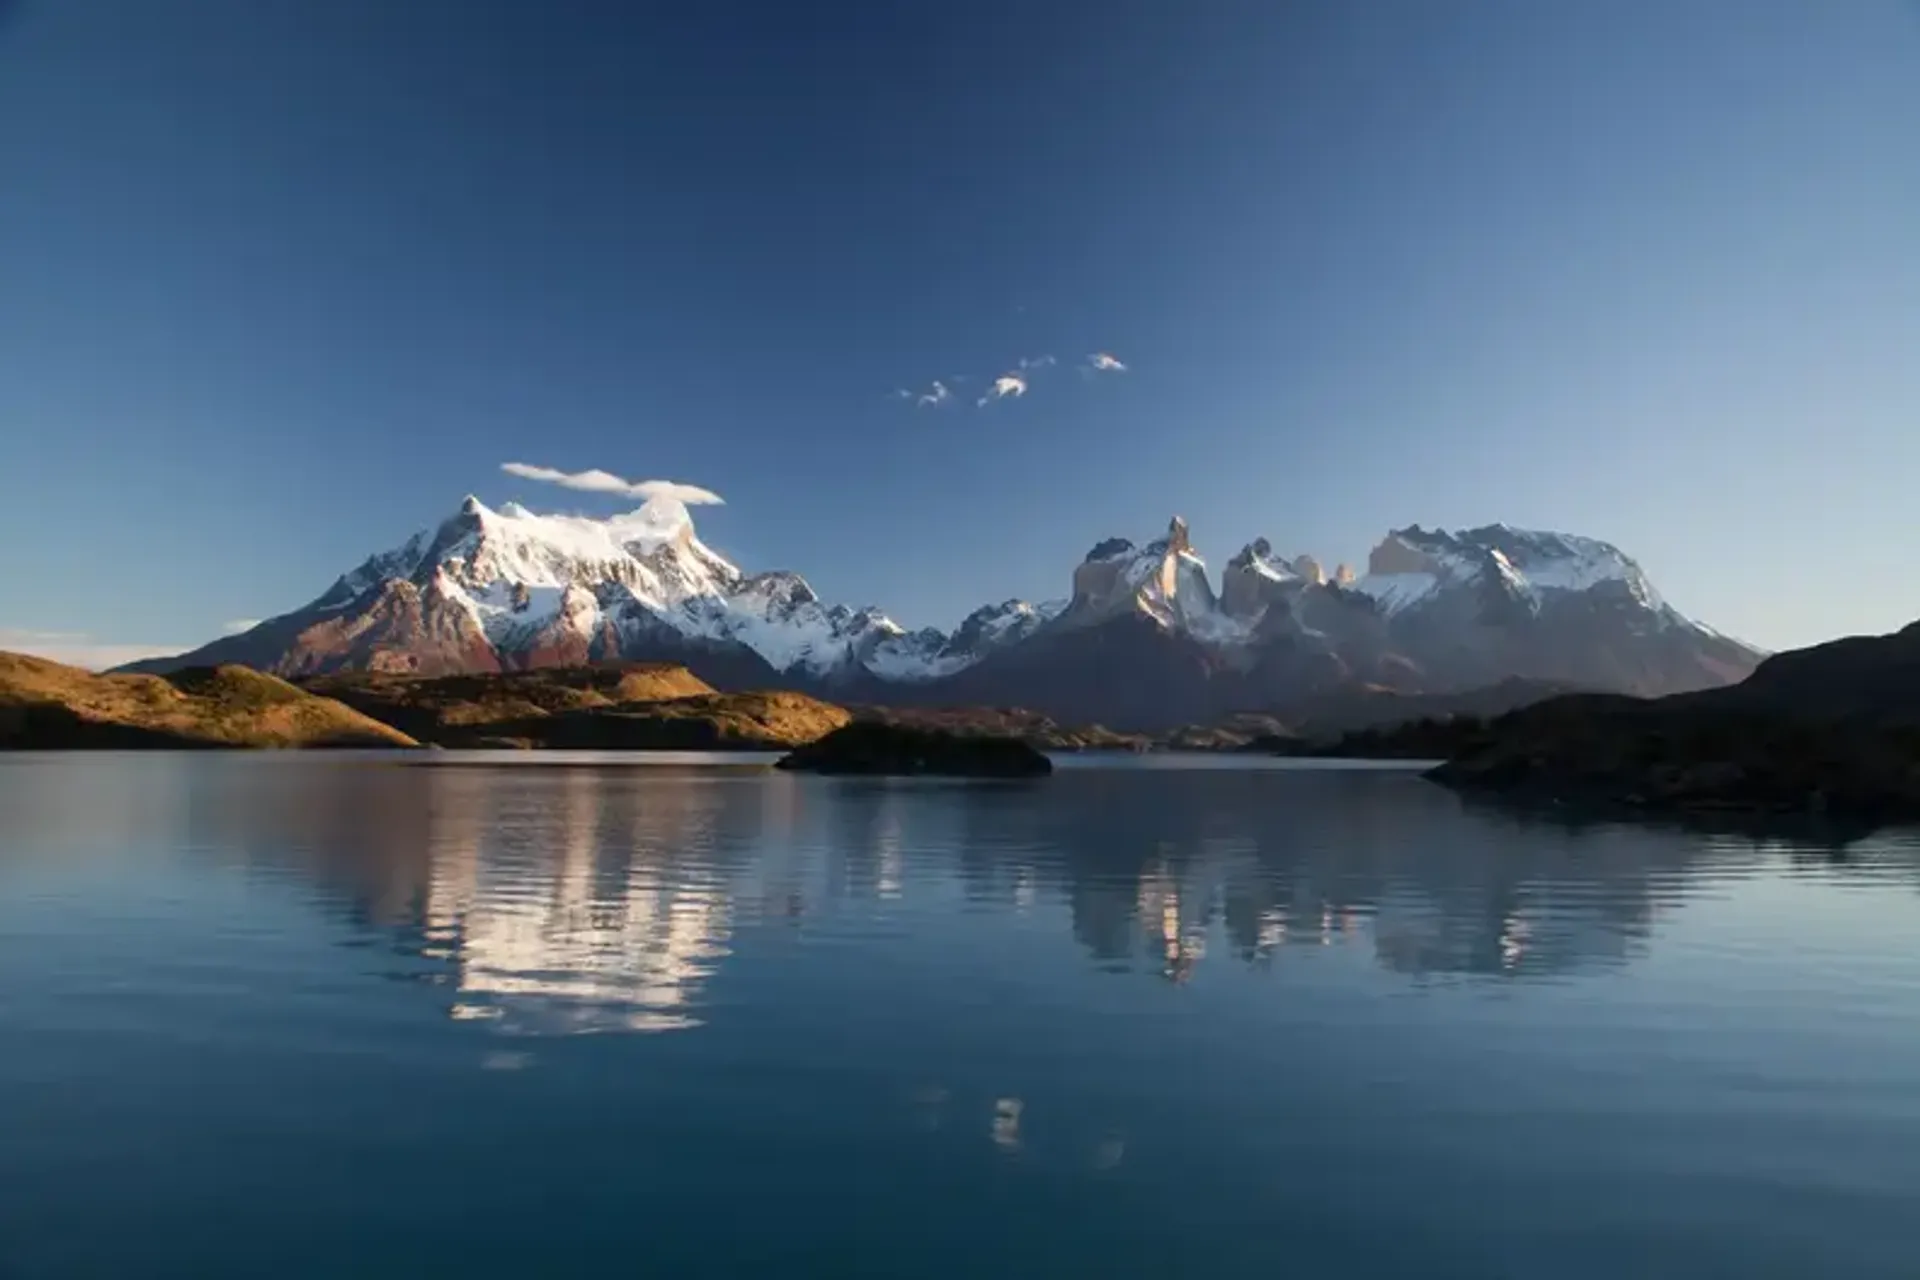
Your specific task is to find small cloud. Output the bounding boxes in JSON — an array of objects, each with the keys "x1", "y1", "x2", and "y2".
[
  {"x1": 499, "y1": 464, "x2": 723, "y2": 506},
  {"x1": 1017, "y1": 354, "x2": 1056, "y2": 370},
  {"x1": 915, "y1": 380, "x2": 951, "y2": 408},
  {"x1": 499, "y1": 463, "x2": 636, "y2": 495},
  {"x1": 0, "y1": 628, "x2": 185, "y2": 670},
  {"x1": 222, "y1": 619, "x2": 261, "y2": 635},
  {"x1": 629, "y1": 479, "x2": 725, "y2": 506},
  {"x1": 1088, "y1": 352, "x2": 1127, "y2": 373},
  {"x1": 891, "y1": 388, "x2": 914, "y2": 401},
  {"x1": 977, "y1": 374, "x2": 1028, "y2": 407}
]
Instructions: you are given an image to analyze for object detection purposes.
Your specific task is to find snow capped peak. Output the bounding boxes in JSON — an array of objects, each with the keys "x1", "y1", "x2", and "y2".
[
  {"x1": 948, "y1": 598, "x2": 1062, "y2": 652},
  {"x1": 732, "y1": 570, "x2": 820, "y2": 611},
  {"x1": 1228, "y1": 538, "x2": 1306, "y2": 582},
  {"x1": 1230, "y1": 536, "x2": 1275, "y2": 565},
  {"x1": 302, "y1": 494, "x2": 1052, "y2": 683},
  {"x1": 1374, "y1": 523, "x2": 1652, "y2": 595},
  {"x1": 1060, "y1": 515, "x2": 1248, "y2": 641},
  {"x1": 1353, "y1": 522, "x2": 1682, "y2": 621},
  {"x1": 178, "y1": 495, "x2": 1759, "y2": 702},
  {"x1": 610, "y1": 493, "x2": 706, "y2": 551},
  {"x1": 240, "y1": 491, "x2": 1742, "y2": 692},
  {"x1": 1221, "y1": 538, "x2": 1325, "y2": 622}
]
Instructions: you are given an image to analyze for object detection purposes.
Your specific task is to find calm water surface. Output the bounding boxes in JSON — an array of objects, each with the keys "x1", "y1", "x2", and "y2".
[{"x1": 2, "y1": 752, "x2": 1918, "y2": 1278}]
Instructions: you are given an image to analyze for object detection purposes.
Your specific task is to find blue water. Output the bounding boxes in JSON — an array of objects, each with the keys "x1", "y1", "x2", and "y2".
[{"x1": 2, "y1": 753, "x2": 1918, "y2": 1279}]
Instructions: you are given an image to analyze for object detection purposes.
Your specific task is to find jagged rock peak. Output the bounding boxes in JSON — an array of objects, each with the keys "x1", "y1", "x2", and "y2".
[
  {"x1": 1367, "y1": 532, "x2": 1432, "y2": 577},
  {"x1": 1227, "y1": 537, "x2": 1274, "y2": 570}
]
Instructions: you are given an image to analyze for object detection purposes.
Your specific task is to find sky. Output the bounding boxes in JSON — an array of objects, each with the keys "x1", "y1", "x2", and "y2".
[{"x1": 1, "y1": 0, "x2": 1917, "y2": 666}]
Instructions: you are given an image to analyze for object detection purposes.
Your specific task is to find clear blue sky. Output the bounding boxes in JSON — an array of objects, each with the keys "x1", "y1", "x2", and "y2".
[{"x1": 2, "y1": 0, "x2": 1917, "y2": 664}]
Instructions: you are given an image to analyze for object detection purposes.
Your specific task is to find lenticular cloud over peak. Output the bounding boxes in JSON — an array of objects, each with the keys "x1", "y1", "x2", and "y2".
[{"x1": 500, "y1": 463, "x2": 723, "y2": 506}]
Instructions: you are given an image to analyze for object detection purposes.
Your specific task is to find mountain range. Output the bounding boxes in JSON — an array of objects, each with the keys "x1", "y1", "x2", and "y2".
[{"x1": 129, "y1": 494, "x2": 1763, "y2": 728}]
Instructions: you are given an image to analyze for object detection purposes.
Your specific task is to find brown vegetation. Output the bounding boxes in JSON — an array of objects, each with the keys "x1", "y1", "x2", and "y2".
[
  {"x1": 855, "y1": 704, "x2": 1150, "y2": 751},
  {"x1": 0, "y1": 652, "x2": 417, "y2": 749},
  {"x1": 306, "y1": 664, "x2": 845, "y2": 749}
]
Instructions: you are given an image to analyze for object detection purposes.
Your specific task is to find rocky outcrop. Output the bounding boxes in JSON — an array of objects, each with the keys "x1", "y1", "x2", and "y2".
[
  {"x1": 1425, "y1": 620, "x2": 1920, "y2": 823},
  {"x1": 1428, "y1": 702, "x2": 1920, "y2": 820},
  {"x1": 1220, "y1": 539, "x2": 1296, "y2": 621},
  {"x1": 1365, "y1": 531, "x2": 1442, "y2": 577},
  {"x1": 776, "y1": 721, "x2": 1052, "y2": 777},
  {"x1": 1063, "y1": 517, "x2": 1215, "y2": 631}
]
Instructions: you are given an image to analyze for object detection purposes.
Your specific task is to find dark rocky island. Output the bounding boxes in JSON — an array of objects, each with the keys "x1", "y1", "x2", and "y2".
[
  {"x1": 1424, "y1": 621, "x2": 1920, "y2": 823},
  {"x1": 776, "y1": 721, "x2": 1053, "y2": 777}
]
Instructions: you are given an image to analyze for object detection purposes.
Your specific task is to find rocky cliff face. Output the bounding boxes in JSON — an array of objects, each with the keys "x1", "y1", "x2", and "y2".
[{"x1": 904, "y1": 518, "x2": 1760, "y2": 727}]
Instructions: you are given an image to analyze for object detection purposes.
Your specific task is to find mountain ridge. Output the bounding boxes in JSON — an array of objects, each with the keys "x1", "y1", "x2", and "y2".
[{"x1": 125, "y1": 495, "x2": 1764, "y2": 727}]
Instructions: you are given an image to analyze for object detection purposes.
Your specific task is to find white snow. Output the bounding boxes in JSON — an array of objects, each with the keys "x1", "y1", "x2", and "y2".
[
  {"x1": 865, "y1": 638, "x2": 970, "y2": 682},
  {"x1": 309, "y1": 503, "x2": 1722, "y2": 681},
  {"x1": 1353, "y1": 526, "x2": 1682, "y2": 620},
  {"x1": 973, "y1": 600, "x2": 1047, "y2": 640},
  {"x1": 1351, "y1": 572, "x2": 1440, "y2": 615},
  {"x1": 346, "y1": 496, "x2": 931, "y2": 676},
  {"x1": 426, "y1": 491, "x2": 1013, "y2": 687},
  {"x1": 1245, "y1": 556, "x2": 1297, "y2": 584}
]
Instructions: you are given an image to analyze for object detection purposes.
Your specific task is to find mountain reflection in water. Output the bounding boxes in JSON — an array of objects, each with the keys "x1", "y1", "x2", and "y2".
[
  {"x1": 25, "y1": 755, "x2": 1900, "y2": 1039},
  {"x1": 6, "y1": 754, "x2": 1920, "y2": 1278}
]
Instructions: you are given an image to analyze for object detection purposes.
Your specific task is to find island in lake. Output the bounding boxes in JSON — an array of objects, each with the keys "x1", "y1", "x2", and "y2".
[{"x1": 776, "y1": 721, "x2": 1054, "y2": 777}]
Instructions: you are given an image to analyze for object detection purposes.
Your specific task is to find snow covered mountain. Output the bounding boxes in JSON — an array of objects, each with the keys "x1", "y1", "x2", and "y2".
[
  {"x1": 894, "y1": 517, "x2": 1760, "y2": 726},
  {"x1": 134, "y1": 498, "x2": 1762, "y2": 724},
  {"x1": 139, "y1": 493, "x2": 1047, "y2": 682}
]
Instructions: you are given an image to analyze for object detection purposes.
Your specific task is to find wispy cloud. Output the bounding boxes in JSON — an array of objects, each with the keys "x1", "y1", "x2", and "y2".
[
  {"x1": 0, "y1": 628, "x2": 185, "y2": 671},
  {"x1": 977, "y1": 374, "x2": 1028, "y2": 407},
  {"x1": 499, "y1": 464, "x2": 723, "y2": 506},
  {"x1": 894, "y1": 349, "x2": 1120, "y2": 410}
]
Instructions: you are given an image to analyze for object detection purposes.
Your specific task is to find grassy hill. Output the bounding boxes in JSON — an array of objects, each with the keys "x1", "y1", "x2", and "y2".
[
  {"x1": 0, "y1": 652, "x2": 418, "y2": 749},
  {"x1": 305, "y1": 665, "x2": 849, "y2": 749}
]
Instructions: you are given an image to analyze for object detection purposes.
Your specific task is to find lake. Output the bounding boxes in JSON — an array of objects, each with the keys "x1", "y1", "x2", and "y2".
[{"x1": 2, "y1": 752, "x2": 1918, "y2": 1278}]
